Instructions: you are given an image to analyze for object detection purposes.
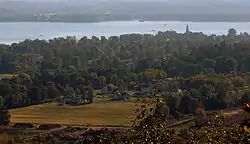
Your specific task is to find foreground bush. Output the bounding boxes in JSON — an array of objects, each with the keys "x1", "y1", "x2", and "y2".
[
  {"x1": 11, "y1": 98, "x2": 250, "y2": 143},
  {"x1": 37, "y1": 124, "x2": 62, "y2": 130},
  {"x1": 75, "y1": 98, "x2": 250, "y2": 144}
]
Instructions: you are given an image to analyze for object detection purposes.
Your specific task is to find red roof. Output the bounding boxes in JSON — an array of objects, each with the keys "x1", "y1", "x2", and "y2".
[{"x1": 241, "y1": 102, "x2": 250, "y2": 111}]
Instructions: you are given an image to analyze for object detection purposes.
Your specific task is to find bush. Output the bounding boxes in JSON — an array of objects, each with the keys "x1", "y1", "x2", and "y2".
[
  {"x1": 0, "y1": 107, "x2": 10, "y2": 126},
  {"x1": 37, "y1": 124, "x2": 62, "y2": 130},
  {"x1": 13, "y1": 123, "x2": 34, "y2": 129}
]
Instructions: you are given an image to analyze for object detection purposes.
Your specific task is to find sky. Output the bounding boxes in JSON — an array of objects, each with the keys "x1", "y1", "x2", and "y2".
[{"x1": 0, "y1": 0, "x2": 245, "y2": 3}]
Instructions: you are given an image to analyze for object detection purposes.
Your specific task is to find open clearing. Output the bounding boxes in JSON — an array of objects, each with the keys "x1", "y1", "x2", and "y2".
[{"x1": 10, "y1": 102, "x2": 138, "y2": 126}]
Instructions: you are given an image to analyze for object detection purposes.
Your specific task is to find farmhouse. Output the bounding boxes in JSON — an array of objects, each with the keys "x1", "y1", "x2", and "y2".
[
  {"x1": 134, "y1": 84, "x2": 153, "y2": 94},
  {"x1": 111, "y1": 91, "x2": 130, "y2": 101},
  {"x1": 57, "y1": 94, "x2": 90, "y2": 106},
  {"x1": 161, "y1": 89, "x2": 183, "y2": 95},
  {"x1": 102, "y1": 84, "x2": 118, "y2": 94}
]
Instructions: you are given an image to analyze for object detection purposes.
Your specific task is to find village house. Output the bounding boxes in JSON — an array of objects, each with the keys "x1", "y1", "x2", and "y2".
[
  {"x1": 135, "y1": 84, "x2": 153, "y2": 94},
  {"x1": 101, "y1": 84, "x2": 118, "y2": 94},
  {"x1": 111, "y1": 91, "x2": 130, "y2": 101},
  {"x1": 119, "y1": 58, "x2": 133, "y2": 64},
  {"x1": 141, "y1": 86, "x2": 153, "y2": 94},
  {"x1": 57, "y1": 93, "x2": 90, "y2": 106},
  {"x1": 161, "y1": 89, "x2": 183, "y2": 95}
]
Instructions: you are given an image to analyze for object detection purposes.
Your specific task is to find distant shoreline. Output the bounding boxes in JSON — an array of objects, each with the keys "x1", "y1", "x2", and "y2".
[
  {"x1": 1, "y1": 20, "x2": 250, "y2": 23},
  {"x1": 1, "y1": 21, "x2": 250, "y2": 45}
]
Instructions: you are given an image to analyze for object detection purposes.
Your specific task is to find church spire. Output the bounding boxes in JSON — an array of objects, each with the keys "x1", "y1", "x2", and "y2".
[{"x1": 186, "y1": 24, "x2": 190, "y2": 33}]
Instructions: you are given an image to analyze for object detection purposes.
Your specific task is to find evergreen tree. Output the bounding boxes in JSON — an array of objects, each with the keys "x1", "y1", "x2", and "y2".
[{"x1": 0, "y1": 106, "x2": 10, "y2": 125}]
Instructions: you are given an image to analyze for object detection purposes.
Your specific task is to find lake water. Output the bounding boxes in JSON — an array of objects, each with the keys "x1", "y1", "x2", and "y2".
[{"x1": 1, "y1": 21, "x2": 250, "y2": 44}]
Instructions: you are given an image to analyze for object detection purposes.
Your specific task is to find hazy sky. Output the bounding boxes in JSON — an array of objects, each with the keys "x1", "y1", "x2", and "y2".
[{"x1": 0, "y1": 0, "x2": 245, "y2": 3}]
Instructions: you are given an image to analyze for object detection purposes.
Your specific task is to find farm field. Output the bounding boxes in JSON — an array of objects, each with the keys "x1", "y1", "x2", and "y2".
[
  {"x1": 10, "y1": 102, "x2": 138, "y2": 126},
  {"x1": 0, "y1": 74, "x2": 16, "y2": 78}
]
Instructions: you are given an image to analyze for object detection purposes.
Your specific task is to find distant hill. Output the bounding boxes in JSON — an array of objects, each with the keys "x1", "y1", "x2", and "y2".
[
  {"x1": 0, "y1": 7, "x2": 18, "y2": 16},
  {"x1": 1, "y1": 0, "x2": 250, "y2": 22}
]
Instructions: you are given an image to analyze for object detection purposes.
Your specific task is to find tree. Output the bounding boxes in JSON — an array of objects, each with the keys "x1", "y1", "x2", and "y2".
[
  {"x1": 179, "y1": 94, "x2": 198, "y2": 114},
  {"x1": 164, "y1": 94, "x2": 181, "y2": 118},
  {"x1": 87, "y1": 86, "x2": 94, "y2": 103},
  {"x1": 99, "y1": 76, "x2": 106, "y2": 88},
  {"x1": 71, "y1": 56, "x2": 81, "y2": 68},
  {"x1": 154, "y1": 100, "x2": 169, "y2": 121},
  {"x1": 0, "y1": 96, "x2": 4, "y2": 107},
  {"x1": 0, "y1": 106, "x2": 10, "y2": 125},
  {"x1": 199, "y1": 84, "x2": 213, "y2": 101},
  {"x1": 28, "y1": 86, "x2": 42, "y2": 103},
  {"x1": 47, "y1": 81, "x2": 60, "y2": 99},
  {"x1": 228, "y1": 28, "x2": 237, "y2": 37},
  {"x1": 64, "y1": 85, "x2": 75, "y2": 97},
  {"x1": 1, "y1": 52, "x2": 14, "y2": 64},
  {"x1": 16, "y1": 73, "x2": 33, "y2": 86},
  {"x1": 224, "y1": 58, "x2": 238, "y2": 73},
  {"x1": 231, "y1": 76, "x2": 245, "y2": 88},
  {"x1": 189, "y1": 89, "x2": 200, "y2": 99},
  {"x1": 202, "y1": 59, "x2": 216, "y2": 72},
  {"x1": 241, "y1": 90, "x2": 250, "y2": 104}
]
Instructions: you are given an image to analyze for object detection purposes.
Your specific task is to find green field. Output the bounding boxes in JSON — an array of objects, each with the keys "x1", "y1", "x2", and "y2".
[{"x1": 10, "y1": 102, "x2": 138, "y2": 126}]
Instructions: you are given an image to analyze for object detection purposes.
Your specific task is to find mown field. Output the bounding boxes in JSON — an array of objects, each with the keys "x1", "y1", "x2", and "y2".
[
  {"x1": 0, "y1": 74, "x2": 16, "y2": 78},
  {"x1": 10, "y1": 102, "x2": 138, "y2": 126}
]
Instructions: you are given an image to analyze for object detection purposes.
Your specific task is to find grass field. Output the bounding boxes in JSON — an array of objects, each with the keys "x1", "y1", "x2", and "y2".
[
  {"x1": 10, "y1": 102, "x2": 138, "y2": 126},
  {"x1": 0, "y1": 74, "x2": 16, "y2": 78}
]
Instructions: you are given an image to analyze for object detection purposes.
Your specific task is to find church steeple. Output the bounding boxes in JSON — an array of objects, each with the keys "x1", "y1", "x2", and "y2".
[{"x1": 186, "y1": 24, "x2": 190, "y2": 33}]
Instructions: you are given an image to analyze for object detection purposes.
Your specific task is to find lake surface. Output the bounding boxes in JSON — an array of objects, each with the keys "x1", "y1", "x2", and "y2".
[{"x1": 1, "y1": 21, "x2": 250, "y2": 44}]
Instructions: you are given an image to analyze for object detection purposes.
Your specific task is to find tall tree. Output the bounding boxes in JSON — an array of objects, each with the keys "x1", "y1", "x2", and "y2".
[{"x1": 0, "y1": 106, "x2": 10, "y2": 125}]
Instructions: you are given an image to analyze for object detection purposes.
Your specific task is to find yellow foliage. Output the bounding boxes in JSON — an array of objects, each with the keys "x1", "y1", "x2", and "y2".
[
  {"x1": 140, "y1": 69, "x2": 167, "y2": 79},
  {"x1": 244, "y1": 125, "x2": 250, "y2": 136},
  {"x1": 0, "y1": 133, "x2": 13, "y2": 143}
]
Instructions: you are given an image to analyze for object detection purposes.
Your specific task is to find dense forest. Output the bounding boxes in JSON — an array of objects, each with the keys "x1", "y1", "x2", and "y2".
[
  {"x1": 0, "y1": 27, "x2": 250, "y2": 143},
  {"x1": 0, "y1": 28, "x2": 249, "y2": 113}
]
